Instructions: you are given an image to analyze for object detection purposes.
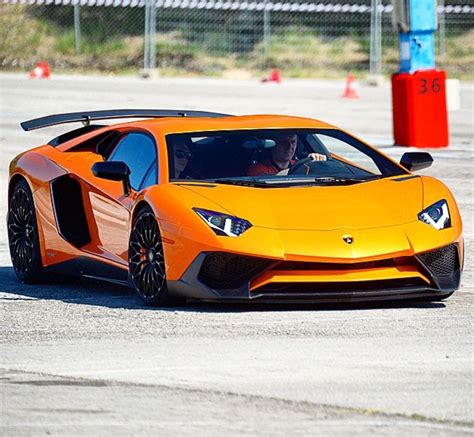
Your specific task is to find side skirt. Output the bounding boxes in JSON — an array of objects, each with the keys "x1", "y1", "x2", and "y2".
[{"x1": 45, "y1": 256, "x2": 130, "y2": 288}]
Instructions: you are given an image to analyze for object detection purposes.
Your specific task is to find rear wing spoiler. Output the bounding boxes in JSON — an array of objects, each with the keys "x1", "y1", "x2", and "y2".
[{"x1": 20, "y1": 109, "x2": 233, "y2": 131}]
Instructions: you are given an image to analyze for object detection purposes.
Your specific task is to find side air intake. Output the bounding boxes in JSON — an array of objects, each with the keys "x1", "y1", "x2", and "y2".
[
  {"x1": 50, "y1": 175, "x2": 91, "y2": 248},
  {"x1": 417, "y1": 244, "x2": 459, "y2": 277}
]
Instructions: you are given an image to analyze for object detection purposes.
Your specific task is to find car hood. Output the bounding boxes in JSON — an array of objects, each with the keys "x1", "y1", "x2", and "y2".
[{"x1": 181, "y1": 176, "x2": 423, "y2": 230}]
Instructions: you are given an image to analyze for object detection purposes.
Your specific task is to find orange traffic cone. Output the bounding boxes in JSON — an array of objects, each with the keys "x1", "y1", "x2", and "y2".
[
  {"x1": 261, "y1": 68, "x2": 281, "y2": 84},
  {"x1": 29, "y1": 61, "x2": 51, "y2": 79},
  {"x1": 342, "y1": 73, "x2": 359, "y2": 99}
]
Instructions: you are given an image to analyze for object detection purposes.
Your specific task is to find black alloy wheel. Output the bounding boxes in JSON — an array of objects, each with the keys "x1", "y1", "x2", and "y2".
[
  {"x1": 8, "y1": 179, "x2": 45, "y2": 283},
  {"x1": 129, "y1": 207, "x2": 180, "y2": 306}
]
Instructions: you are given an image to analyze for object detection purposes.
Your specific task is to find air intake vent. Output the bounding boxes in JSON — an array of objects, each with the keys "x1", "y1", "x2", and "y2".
[
  {"x1": 199, "y1": 253, "x2": 271, "y2": 289},
  {"x1": 50, "y1": 175, "x2": 91, "y2": 248},
  {"x1": 253, "y1": 278, "x2": 428, "y2": 295},
  {"x1": 418, "y1": 244, "x2": 458, "y2": 276}
]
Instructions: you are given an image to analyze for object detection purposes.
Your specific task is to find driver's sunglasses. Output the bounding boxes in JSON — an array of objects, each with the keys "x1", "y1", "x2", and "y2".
[{"x1": 174, "y1": 150, "x2": 193, "y2": 159}]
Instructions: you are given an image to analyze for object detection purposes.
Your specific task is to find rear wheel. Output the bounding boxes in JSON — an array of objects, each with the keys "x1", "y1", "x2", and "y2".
[
  {"x1": 8, "y1": 179, "x2": 45, "y2": 283},
  {"x1": 129, "y1": 206, "x2": 182, "y2": 306}
]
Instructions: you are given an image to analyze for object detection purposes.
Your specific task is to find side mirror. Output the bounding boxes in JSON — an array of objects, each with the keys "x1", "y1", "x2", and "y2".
[
  {"x1": 92, "y1": 161, "x2": 131, "y2": 195},
  {"x1": 400, "y1": 152, "x2": 433, "y2": 172}
]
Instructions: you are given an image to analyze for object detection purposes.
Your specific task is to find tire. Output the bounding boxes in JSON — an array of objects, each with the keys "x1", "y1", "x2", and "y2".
[
  {"x1": 7, "y1": 179, "x2": 45, "y2": 283},
  {"x1": 128, "y1": 206, "x2": 182, "y2": 306}
]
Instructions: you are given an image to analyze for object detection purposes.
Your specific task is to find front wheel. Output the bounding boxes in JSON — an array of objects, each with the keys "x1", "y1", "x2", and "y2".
[{"x1": 128, "y1": 206, "x2": 182, "y2": 306}]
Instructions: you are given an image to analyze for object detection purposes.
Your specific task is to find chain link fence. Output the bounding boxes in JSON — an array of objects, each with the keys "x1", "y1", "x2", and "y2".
[{"x1": 1, "y1": 0, "x2": 473, "y2": 77}]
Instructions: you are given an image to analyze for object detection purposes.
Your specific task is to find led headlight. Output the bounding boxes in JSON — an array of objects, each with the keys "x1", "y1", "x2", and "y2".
[
  {"x1": 193, "y1": 208, "x2": 252, "y2": 237},
  {"x1": 418, "y1": 199, "x2": 451, "y2": 230}
]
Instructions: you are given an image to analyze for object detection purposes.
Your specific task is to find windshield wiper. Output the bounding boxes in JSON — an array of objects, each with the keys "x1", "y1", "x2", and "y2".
[
  {"x1": 207, "y1": 176, "x2": 377, "y2": 187},
  {"x1": 208, "y1": 178, "x2": 267, "y2": 187},
  {"x1": 313, "y1": 177, "x2": 364, "y2": 184},
  {"x1": 257, "y1": 177, "x2": 316, "y2": 185},
  {"x1": 212, "y1": 177, "x2": 325, "y2": 187},
  {"x1": 314, "y1": 176, "x2": 384, "y2": 184}
]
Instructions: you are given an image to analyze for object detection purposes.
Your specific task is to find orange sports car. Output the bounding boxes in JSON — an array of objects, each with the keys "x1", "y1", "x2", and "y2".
[{"x1": 8, "y1": 110, "x2": 463, "y2": 305}]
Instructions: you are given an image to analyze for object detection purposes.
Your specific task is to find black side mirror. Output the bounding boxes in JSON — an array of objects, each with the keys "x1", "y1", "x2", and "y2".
[
  {"x1": 400, "y1": 152, "x2": 433, "y2": 172},
  {"x1": 92, "y1": 161, "x2": 131, "y2": 195}
]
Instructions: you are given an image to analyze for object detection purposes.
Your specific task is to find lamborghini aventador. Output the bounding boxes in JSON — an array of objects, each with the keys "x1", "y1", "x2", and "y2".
[{"x1": 7, "y1": 109, "x2": 463, "y2": 305}]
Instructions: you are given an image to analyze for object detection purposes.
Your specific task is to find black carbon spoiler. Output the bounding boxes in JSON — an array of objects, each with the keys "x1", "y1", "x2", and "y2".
[{"x1": 20, "y1": 109, "x2": 233, "y2": 131}]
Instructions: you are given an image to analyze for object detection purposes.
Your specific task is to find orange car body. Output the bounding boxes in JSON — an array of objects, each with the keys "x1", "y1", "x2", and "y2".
[{"x1": 8, "y1": 113, "x2": 463, "y2": 303}]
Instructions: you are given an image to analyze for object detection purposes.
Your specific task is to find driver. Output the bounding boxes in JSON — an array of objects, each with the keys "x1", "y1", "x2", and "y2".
[
  {"x1": 247, "y1": 133, "x2": 326, "y2": 176},
  {"x1": 173, "y1": 138, "x2": 193, "y2": 179}
]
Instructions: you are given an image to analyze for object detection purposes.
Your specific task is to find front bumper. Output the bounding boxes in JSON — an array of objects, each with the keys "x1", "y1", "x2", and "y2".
[{"x1": 167, "y1": 243, "x2": 462, "y2": 303}]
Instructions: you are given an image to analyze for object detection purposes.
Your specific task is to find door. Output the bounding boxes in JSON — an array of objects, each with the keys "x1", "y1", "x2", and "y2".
[{"x1": 86, "y1": 131, "x2": 158, "y2": 264}]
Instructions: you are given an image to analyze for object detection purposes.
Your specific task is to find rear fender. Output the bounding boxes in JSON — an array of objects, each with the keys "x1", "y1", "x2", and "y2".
[
  {"x1": 9, "y1": 150, "x2": 67, "y2": 192},
  {"x1": 9, "y1": 150, "x2": 68, "y2": 267}
]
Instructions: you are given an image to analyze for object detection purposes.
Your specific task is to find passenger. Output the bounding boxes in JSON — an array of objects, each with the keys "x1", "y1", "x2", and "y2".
[
  {"x1": 247, "y1": 133, "x2": 326, "y2": 176},
  {"x1": 173, "y1": 139, "x2": 193, "y2": 179}
]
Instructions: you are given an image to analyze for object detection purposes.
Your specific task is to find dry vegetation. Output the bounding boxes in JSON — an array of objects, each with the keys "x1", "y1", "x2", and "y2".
[{"x1": 1, "y1": 5, "x2": 472, "y2": 79}]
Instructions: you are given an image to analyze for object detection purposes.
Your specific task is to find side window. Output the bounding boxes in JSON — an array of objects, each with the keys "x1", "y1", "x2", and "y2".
[
  {"x1": 141, "y1": 161, "x2": 157, "y2": 189},
  {"x1": 316, "y1": 134, "x2": 382, "y2": 175},
  {"x1": 108, "y1": 133, "x2": 157, "y2": 190}
]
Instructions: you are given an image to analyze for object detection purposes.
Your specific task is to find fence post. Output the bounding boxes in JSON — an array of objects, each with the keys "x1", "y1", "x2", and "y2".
[
  {"x1": 369, "y1": 0, "x2": 382, "y2": 75},
  {"x1": 263, "y1": 1, "x2": 271, "y2": 67},
  {"x1": 143, "y1": 0, "x2": 156, "y2": 73},
  {"x1": 73, "y1": 3, "x2": 81, "y2": 55},
  {"x1": 144, "y1": 1, "x2": 148, "y2": 70},
  {"x1": 438, "y1": 0, "x2": 446, "y2": 56},
  {"x1": 150, "y1": 0, "x2": 157, "y2": 70},
  {"x1": 144, "y1": 0, "x2": 150, "y2": 70}
]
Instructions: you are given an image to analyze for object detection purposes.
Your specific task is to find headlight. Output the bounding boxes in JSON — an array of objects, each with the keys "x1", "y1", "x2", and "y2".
[
  {"x1": 418, "y1": 200, "x2": 451, "y2": 230},
  {"x1": 193, "y1": 208, "x2": 252, "y2": 237}
]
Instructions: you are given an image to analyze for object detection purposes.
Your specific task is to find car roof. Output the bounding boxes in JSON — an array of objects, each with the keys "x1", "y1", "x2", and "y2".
[
  {"x1": 115, "y1": 114, "x2": 338, "y2": 136},
  {"x1": 56, "y1": 114, "x2": 339, "y2": 152}
]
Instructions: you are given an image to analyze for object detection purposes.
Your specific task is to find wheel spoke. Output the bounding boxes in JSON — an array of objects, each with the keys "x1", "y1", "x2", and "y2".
[
  {"x1": 17, "y1": 243, "x2": 27, "y2": 272},
  {"x1": 132, "y1": 261, "x2": 145, "y2": 281},
  {"x1": 24, "y1": 238, "x2": 34, "y2": 249},
  {"x1": 143, "y1": 264, "x2": 154, "y2": 297},
  {"x1": 8, "y1": 232, "x2": 23, "y2": 248},
  {"x1": 129, "y1": 240, "x2": 142, "y2": 252},
  {"x1": 152, "y1": 265, "x2": 164, "y2": 289},
  {"x1": 8, "y1": 221, "x2": 23, "y2": 234},
  {"x1": 9, "y1": 209, "x2": 23, "y2": 226},
  {"x1": 154, "y1": 261, "x2": 165, "y2": 278},
  {"x1": 136, "y1": 225, "x2": 148, "y2": 249}
]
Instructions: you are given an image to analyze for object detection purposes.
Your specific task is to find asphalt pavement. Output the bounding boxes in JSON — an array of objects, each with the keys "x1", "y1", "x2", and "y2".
[{"x1": 0, "y1": 74, "x2": 473, "y2": 435}]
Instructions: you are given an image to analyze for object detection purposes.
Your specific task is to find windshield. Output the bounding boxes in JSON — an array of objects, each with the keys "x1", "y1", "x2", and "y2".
[{"x1": 166, "y1": 129, "x2": 406, "y2": 186}]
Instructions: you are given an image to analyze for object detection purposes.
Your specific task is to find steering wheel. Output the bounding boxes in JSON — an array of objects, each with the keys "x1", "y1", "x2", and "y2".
[{"x1": 287, "y1": 157, "x2": 314, "y2": 175}]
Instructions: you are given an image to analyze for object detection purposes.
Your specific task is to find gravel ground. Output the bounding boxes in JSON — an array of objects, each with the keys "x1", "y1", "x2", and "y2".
[{"x1": 0, "y1": 74, "x2": 473, "y2": 436}]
